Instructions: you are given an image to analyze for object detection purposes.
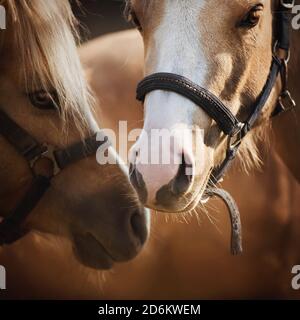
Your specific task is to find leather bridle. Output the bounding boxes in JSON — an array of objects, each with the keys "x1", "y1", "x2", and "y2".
[
  {"x1": 0, "y1": 110, "x2": 109, "y2": 245},
  {"x1": 135, "y1": 0, "x2": 297, "y2": 254}
]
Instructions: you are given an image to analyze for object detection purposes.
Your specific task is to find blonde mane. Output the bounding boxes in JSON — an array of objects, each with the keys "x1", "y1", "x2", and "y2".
[{"x1": 1, "y1": 0, "x2": 95, "y2": 133}]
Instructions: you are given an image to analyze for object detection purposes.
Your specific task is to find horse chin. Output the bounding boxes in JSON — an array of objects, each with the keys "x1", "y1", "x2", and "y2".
[
  {"x1": 72, "y1": 233, "x2": 115, "y2": 270},
  {"x1": 177, "y1": 187, "x2": 208, "y2": 213},
  {"x1": 179, "y1": 169, "x2": 214, "y2": 212},
  {"x1": 149, "y1": 184, "x2": 208, "y2": 214},
  {"x1": 165, "y1": 165, "x2": 212, "y2": 213},
  {"x1": 160, "y1": 174, "x2": 211, "y2": 214}
]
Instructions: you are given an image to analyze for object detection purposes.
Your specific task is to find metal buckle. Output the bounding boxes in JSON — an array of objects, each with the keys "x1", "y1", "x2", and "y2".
[
  {"x1": 273, "y1": 40, "x2": 291, "y2": 63},
  {"x1": 227, "y1": 123, "x2": 244, "y2": 150},
  {"x1": 278, "y1": 90, "x2": 297, "y2": 112},
  {"x1": 41, "y1": 144, "x2": 60, "y2": 176},
  {"x1": 280, "y1": 0, "x2": 295, "y2": 9},
  {"x1": 29, "y1": 144, "x2": 60, "y2": 176}
]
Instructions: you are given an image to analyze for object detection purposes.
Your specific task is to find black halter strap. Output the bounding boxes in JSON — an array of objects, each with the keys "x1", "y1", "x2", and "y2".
[
  {"x1": 211, "y1": 56, "x2": 283, "y2": 182},
  {"x1": 0, "y1": 109, "x2": 109, "y2": 245},
  {"x1": 137, "y1": 73, "x2": 241, "y2": 136},
  {"x1": 0, "y1": 111, "x2": 47, "y2": 162}
]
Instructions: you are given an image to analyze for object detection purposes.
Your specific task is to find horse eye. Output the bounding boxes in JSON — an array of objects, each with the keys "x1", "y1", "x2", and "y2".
[
  {"x1": 238, "y1": 4, "x2": 264, "y2": 29},
  {"x1": 126, "y1": 8, "x2": 143, "y2": 32},
  {"x1": 29, "y1": 90, "x2": 59, "y2": 110}
]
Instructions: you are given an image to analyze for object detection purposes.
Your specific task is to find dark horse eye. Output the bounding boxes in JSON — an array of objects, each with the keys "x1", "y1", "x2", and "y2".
[
  {"x1": 28, "y1": 90, "x2": 59, "y2": 110},
  {"x1": 238, "y1": 4, "x2": 264, "y2": 29},
  {"x1": 131, "y1": 11, "x2": 142, "y2": 32},
  {"x1": 124, "y1": 3, "x2": 142, "y2": 32}
]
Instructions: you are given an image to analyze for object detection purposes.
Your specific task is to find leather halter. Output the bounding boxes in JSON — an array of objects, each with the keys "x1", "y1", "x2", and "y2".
[
  {"x1": 137, "y1": 1, "x2": 296, "y2": 184},
  {"x1": 0, "y1": 110, "x2": 109, "y2": 245},
  {"x1": 135, "y1": 0, "x2": 297, "y2": 254}
]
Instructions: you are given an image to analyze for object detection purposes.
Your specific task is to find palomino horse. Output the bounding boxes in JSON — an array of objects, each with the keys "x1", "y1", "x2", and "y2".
[
  {"x1": 79, "y1": 25, "x2": 299, "y2": 299},
  {"x1": 0, "y1": 0, "x2": 149, "y2": 274},
  {"x1": 124, "y1": 0, "x2": 299, "y2": 215}
]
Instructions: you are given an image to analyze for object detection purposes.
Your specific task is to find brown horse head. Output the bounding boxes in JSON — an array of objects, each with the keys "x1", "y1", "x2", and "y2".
[
  {"x1": 127, "y1": 0, "x2": 284, "y2": 212},
  {"x1": 0, "y1": 0, "x2": 150, "y2": 269}
]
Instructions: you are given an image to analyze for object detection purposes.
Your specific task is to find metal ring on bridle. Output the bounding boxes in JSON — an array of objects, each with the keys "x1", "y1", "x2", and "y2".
[{"x1": 273, "y1": 40, "x2": 291, "y2": 63}]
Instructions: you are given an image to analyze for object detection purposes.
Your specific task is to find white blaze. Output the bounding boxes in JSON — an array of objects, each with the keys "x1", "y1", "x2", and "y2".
[
  {"x1": 132, "y1": 0, "x2": 209, "y2": 204},
  {"x1": 144, "y1": 0, "x2": 208, "y2": 129}
]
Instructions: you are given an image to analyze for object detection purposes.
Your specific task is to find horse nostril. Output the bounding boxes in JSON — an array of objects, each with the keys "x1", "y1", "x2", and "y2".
[
  {"x1": 171, "y1": 153, "x2": 194, "y2": 196},
  {"x1": 130, "y1": 209, "x2": 148, "y2": 246}
]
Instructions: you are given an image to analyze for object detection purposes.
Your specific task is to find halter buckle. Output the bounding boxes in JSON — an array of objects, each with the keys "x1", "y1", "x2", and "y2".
[
  {"x1": 41, "y1": 144, "x2": 61, "y2": 176},
  {"x1": 227, "y1": 123, "x2": 244, "y2": 150},
  {"x1": 278, "y1": 90, "x2": 297, "y2": 113},
  {"x1": 29, "y1": 144, "x2": 60, "y2": 177},
  {"x1": 273, "y1": 41, "x2": 290, "y2": 63}
]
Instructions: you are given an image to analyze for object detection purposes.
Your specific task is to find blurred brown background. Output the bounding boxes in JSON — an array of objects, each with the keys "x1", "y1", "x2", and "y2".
[{"x1": 72, "y1": 0, "x2": 131, "y2": 40}]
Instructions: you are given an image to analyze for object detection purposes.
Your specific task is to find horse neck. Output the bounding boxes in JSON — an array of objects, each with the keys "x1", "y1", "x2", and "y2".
[{"x1": 272, "y1": 29, "x2": 300, "y2": 183}]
